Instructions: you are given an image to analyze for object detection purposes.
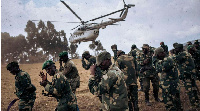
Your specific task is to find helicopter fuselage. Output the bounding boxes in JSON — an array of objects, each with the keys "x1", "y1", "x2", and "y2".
[{"x1": 69, "y1": 29, "x2": 99, "y2": 43}]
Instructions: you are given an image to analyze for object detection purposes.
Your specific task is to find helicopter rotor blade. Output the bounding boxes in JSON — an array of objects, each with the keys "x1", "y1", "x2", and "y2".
[
  {"x1": 84, "y1": 8, "x2": 125, "y2": 23},
  {"x1": 60, "y1": 0, "x2": 83, "y2": 24}
]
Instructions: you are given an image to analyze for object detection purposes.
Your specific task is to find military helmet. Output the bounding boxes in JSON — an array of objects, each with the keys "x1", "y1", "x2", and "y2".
[
  {"x1": 187, "y1": 45, "x2": 194, "y2": 51},
  {"x1": 117, "y1": 50, "x2": 125, "y2": 57},
  {"x1": 59, "y1": 51, "x2": 68, "y2": 58},
  {"x1": 142, "y1": 44, "x2": 149, "y2": 49},
  {"x1": 42, "y1": 60, "x2": 55, "y2": 70},
  {"x1": 173, "y1": 42, "x2": 178, "y2": 48},
  {"x1": 131, "y1": 44, "x2": 136, "y2": 49},
  {"x1": 194, "y1": 40, "x2": 199, "y2": 45},
  {"x1": 96, "y1": 51, "x2": 111, "y2": 66},
  {"x1": 154, "y1": 47, "x2": 164, "y2": 56},
  {"x1": 7, "y1": 61, "x2": 19, "y2": 71},
  {"x1": 174, "y1": 44, "x2": 183, "y2": 49},
  {"x1": 82, "y1": 51, "x2": 90, "y2": 56}
]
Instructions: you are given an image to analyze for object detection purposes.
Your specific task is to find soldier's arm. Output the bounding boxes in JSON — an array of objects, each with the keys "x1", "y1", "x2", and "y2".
[
  {"x1": 88, "y1": 72, "x2": 117, "y2": 95},
  {"x1": 17, "y1": 72, "x2": 36, "y2": 97},
  {"x1": 44, "y1": 75, "x2": 67, "y2": 96},
  {"x1": 82, "y1": 59, "x2": 93, "y2": 70}
]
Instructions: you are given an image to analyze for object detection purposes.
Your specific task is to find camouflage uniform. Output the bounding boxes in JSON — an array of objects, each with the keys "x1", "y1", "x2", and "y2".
[
  {"x1": 172, "y1": 44, "x2": 200, "y2": 108},
  {"x1": 187, "y1": 45, "x2": 200, "y2": 80},
  {"x1": 63, "y1": 59, "x2": 80, "y2": 93},
  {"x1": 160, "y1": 42, "x2": 169, "y2": 56},
  {"x1": 153, "y1": 47, "x2": 182, "y2": 111},
  {"x1": 116, "y1": 52, "x2": 139, "y2": 111},
  {"x1": 129, "y1": 45, "x2": 143, "y2": 91},
  {"x1": 41, "y1": 60, "x2": 78, "y2": 111},
  {"x1": 138, "y1": 44, "x2": 159, "y2": 104},
  {"x1": 59, "y1": 51, "x2": 80, "y2": 93},
  {"x1": 88, "y1": 51, "x2": 129, "y2": 111},
  {"x1": 7, "y1": 62, "x2": 36, "y2": 111}
]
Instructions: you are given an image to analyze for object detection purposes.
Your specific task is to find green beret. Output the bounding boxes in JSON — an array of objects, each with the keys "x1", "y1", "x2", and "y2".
[
  {"x1": 42, "y1": 60, "x2": 55, "y2": 70},
  {"x1": 7, "y1": 61, "x2": 19, "y2": 70},
  {"x1": 59, "y1": 51, "x2": 68, "y2": 58},
  {"x1": 96, "y1": 51, "x2": 111, "y2": 66},
  {"x1": 154, "y1": 47, "x2": 164, "y2": 56},
  {"x1": 142, "y1": 44, "x2": 149, "y2": 49},
  {"x1": 187, "y1": 45, "x2": 194, "y2": 51}
]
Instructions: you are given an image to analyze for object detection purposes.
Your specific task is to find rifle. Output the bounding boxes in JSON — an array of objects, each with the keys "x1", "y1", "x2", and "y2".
[
  {"x1": 7, "y1": 98, "x2": 19, "y2": 111},
  {"x1": 59, "y1": 59, "x2": 64, "y2": 71}
]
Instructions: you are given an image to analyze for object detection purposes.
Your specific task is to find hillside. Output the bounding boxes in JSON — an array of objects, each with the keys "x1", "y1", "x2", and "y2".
[{"x1": 1, "y1": 59, "x2": 198, "y2": 111}]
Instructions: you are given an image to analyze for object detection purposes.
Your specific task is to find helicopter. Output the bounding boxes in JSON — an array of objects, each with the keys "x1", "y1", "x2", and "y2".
[{"x1": 60, "y1": 0, "x2": 135, "y2": 44}]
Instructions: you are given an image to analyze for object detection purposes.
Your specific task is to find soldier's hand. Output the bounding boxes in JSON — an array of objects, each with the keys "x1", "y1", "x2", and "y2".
[
  {"x1": 39, "y1": 71, "x2": 47, "y2": 81},
  {"x1": 90, "y1": 65, "x2": 96, "y2": 76},
  {"x1": 40, "y1": 80, "x2": 47, "y2": 87}
]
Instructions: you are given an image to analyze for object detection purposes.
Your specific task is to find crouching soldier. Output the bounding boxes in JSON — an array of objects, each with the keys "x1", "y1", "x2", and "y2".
[
  {"x1": 88, "y1": 51, "x2": 129, "y2": 111},
  {"x1": 59, "y1": 51, "x2": 80, "y2": 93},
  {"x1": 6, "y1": 61, "x2": 36, "y2": 111},
  {"x1": 40, "y1": 60, "x2": 78, "y2": 111}
]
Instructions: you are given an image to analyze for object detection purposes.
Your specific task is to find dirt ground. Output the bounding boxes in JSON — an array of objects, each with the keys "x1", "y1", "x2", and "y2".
[{"x1": 1, "y1": 59, "x2": 199, "y2": 111}]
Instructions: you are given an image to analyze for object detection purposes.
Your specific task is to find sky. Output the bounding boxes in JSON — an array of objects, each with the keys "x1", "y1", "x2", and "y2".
[{"x1": 1, "y1": 0, "x2": 200, "y2": 56}]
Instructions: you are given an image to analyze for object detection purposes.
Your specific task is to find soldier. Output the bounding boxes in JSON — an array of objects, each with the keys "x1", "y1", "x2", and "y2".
[
  {"x1": 194, "y1": 40, "x2": 200, "y2": 50},
  {"x1": 111, "y1": 44, "x2": 118, "y2": 63},
  {"x1": 88, "y1": 51, "x2": 129, "y2": 111},
  {"x1": 187, "y1": 45, "x2": 200, "y2": 81},
  {"x1": 40, "y1": 60, "x2": 78, "y2": 111},
  {"x1": 128, "y1": 44, "x2": 143, "y2": 91},
  {"x1": 6, "y1": 61, "x2": 36, "y2": 111},
  {"x1": 59, "y1": 51, "x2": 80, "y2": 93},
  {"x1": 128, "y1": 44, "x2": 137, "y2": 59},
  {"x1": 116, "y1": 50, "x2": 139, "y2": 111},
  {"x1": 82, "y1": 51, "x2": 96, "y2": 70},
  {"x1": 138, "y1": 44, "x2": 160, "y2": 106},
  {"x1": 187, "y1": 41, "x2": 192, "y2": 46},
  {"x1": 172, "y1": 44, "x2": 200, "y2": 109},
  {"x1": 153, "y1": 47, "x2": 182, "y2": 111},
  {"x1": 160, "y1": 42, "x2": 169, "y2": 56}
]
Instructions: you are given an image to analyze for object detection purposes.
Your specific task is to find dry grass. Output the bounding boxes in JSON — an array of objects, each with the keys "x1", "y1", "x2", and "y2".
[{"x1": 1, "y1": 59, "x2": 197, "y2": 111}]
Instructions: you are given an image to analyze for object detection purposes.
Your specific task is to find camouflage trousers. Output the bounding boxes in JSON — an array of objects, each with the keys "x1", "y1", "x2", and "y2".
[
  {"x1": 127, "y1": 85, "x2": 139, "y2": 111},
  {"x1": 161, "y1": 81, "x2": 182, "y2": 111},
  {"x1": 143, "y1": 76, "x2": 159, "y2": 94},
  {"x1": 56, "y1": 93, "x2": 78, "y2": 111},
  {"x1": 18, "y1": 95, "x2": 36, "y2": 111},
  {"x1": 182, "y1": 78, "x2": 200, "y2": 108}
]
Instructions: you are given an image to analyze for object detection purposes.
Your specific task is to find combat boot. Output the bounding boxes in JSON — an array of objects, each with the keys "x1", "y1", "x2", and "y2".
[
  {"x1": 154, "y1": 92, "x2": 162, "y2": 102},
  {"x1": 133, "y1": 101, "x2": 139, "y2": 111},
  {"x1": 128, "y1": 101, "x2": 133, "y2": 111},
  {"x1": 145, "y1": 92, "x2": 151, "y2": 106}
]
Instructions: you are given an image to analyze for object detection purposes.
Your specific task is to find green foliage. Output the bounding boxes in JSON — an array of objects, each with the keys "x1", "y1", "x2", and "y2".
[{"x1": 1, "y1": 20, "x2": 71, "y2": 64}]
